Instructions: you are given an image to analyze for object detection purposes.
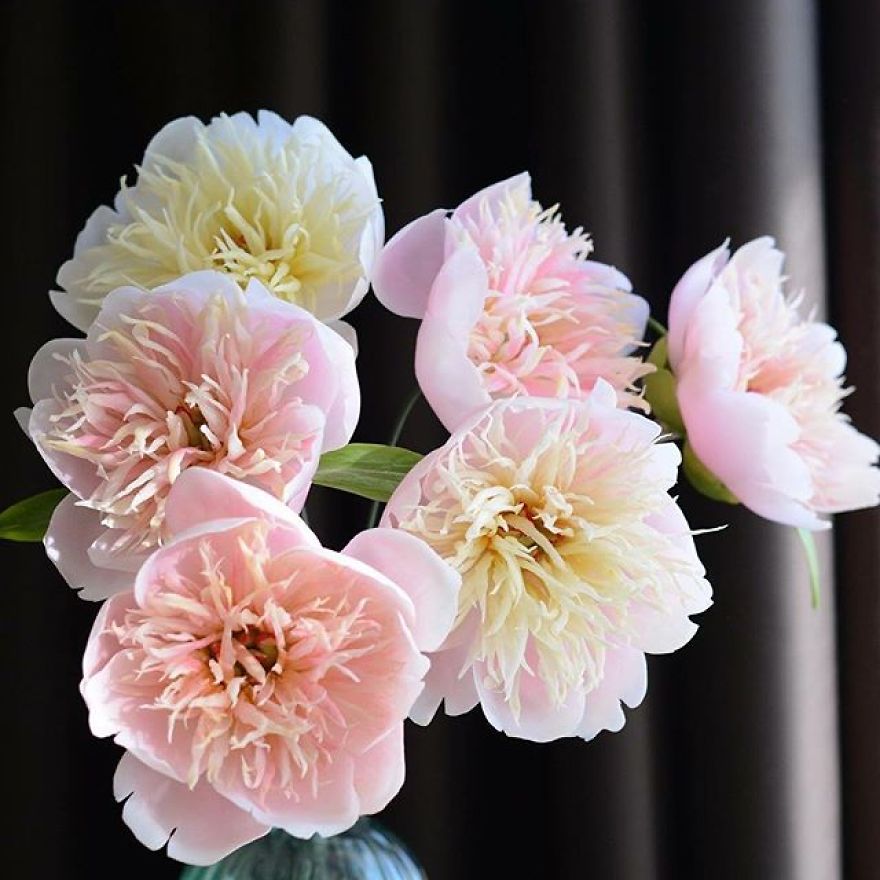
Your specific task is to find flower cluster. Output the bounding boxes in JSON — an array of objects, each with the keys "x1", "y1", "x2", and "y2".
[{"x1": 10, "y1": 109, "x2": 878, "y2": 866}]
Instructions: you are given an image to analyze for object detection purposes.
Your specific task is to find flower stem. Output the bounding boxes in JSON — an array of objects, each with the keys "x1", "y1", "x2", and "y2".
[
  {"x1": 648, "y1": 316, "x2": 668, "y2": 337},
  {"x1": 366, "y1": 388, "x2": 422, "y2": 529}
]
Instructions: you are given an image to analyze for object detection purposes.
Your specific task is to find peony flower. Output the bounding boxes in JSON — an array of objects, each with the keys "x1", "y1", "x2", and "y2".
[
  {"x1": 51, "y1": 111, "x2": 383, "y2": 331},
  {"x1": 371, "y1": 173, "x2": 651, "y2": 430},
  {"x1": 19, "y1": 271, "x2": 359, "y2": 598},
  {"x1": 667, "y1": 237, "x2": 880, "y2": 529},
  {"x1": 381, "y1": 384, "x2": 712, "y2": 742},
  {"x1": 81, "y1": 468, "x2": 460, "y2": 865}
]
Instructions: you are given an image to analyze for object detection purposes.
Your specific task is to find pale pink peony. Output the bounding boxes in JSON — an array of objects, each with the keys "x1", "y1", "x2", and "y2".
[
  {"x1": 18, "y1": 271, "x2": 359, "y2": 598},
  {"x1": 381, "y1": 384, "x2": 712, "y2": 742},
  {"x1": 667, "y1": 237, "x2": 880, "y2": 529},
  {"x1": 81, "y1": 468, "x2": 460, "y2": 865},
  {"x1": 371, "y1": 173, "x2": 651, "y2": 431}
]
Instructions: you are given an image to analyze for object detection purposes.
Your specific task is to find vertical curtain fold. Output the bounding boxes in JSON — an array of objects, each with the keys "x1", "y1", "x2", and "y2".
[{"x1": 821, "y1": 4, "x2": 880, "y2": 879}]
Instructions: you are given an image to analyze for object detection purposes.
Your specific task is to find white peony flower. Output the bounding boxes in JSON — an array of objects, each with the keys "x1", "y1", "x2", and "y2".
[{"x1": 51, "y1": 111, "x2": 383, "y2": 331}]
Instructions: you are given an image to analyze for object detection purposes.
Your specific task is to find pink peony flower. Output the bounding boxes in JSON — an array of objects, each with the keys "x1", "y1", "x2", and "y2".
[
  {"x1": 381, "y1": 383, "x2": 712, "y2": 742},
  {"x1": 667, "y1": 237, "x2": 880, "y2": 529},
  {"x1": 81, "y1": 468, "x2": 460, "y2": 865},
  {"x1": 18, "y1": 271, "x2": 359, "y2": 598},
  {"x1": 371, "y1": 173, "x2": 651, "y2": 431}
]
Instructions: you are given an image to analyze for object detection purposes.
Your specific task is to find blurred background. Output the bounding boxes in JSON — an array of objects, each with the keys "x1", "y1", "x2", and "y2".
[{"x1": 2, "y1": 1, "x2": 878, "y2": 878}]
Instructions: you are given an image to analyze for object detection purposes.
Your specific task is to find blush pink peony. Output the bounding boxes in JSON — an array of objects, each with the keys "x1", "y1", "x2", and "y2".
[
  {"x1": 668, "y1": 237, "x2": 880, "y2": 529},
  {"x1": 381, "y1": 383, "x2": 712, "y2": 742},
  {"x1": 371, "y1": 173, "x2": 651, "y2": 430},
  {"x1": 81, "y1": 468, "x2": 460, "y2": 865},
  {"x1": 18, "y1": 271, "x2": 359, "y2": 598}
]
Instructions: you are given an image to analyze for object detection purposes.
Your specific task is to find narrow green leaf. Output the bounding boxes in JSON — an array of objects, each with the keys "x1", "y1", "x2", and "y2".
[
  {"x1": 796, "y1": 527, "x2": 821, "y2": 610},
  {"x1": 313, "y1": 443, "x2": 423, "y2": 503},
  {"x1": 0, "y1": 488, "x2": 67, "y2": 542}
]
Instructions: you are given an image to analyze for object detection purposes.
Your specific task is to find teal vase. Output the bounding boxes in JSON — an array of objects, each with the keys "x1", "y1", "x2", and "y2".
[{"x1": 179, "y1": 820, "x2": 425, "y2": 879}]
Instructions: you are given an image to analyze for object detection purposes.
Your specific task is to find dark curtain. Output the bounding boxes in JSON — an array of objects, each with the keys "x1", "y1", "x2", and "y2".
[{"x1": 2, "y1": 1, "x2": 878, "y2": 878}]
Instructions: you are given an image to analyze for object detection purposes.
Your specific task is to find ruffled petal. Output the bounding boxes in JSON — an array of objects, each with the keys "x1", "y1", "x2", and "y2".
[
  {"x1": 113, "y1": 753, "x2": 269, "y2": 866},
  {"x1": 475, "y1": 653, "x2": 587, "y2": 743},
  {"x1": 577, "y1": 646, "x2": 647, "y2": 741}
]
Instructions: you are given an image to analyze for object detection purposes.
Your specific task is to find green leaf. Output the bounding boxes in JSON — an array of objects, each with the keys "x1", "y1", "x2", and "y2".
[
  {"x1": 0, "y1": 488, "x2": 67, "y2": 542},
  {"x1": 682, "y1": 442, "x2": 740, "y2": 505},
  {"x1": 796, "y1": 527, "x2": 821, "y2": 610},
  {"x1": 313, "y1": 443, "x2": 423, "y2": 503}
]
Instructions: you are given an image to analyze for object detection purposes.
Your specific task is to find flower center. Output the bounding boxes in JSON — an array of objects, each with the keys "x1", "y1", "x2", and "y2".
[
  {"x1": 176, "y1": 403, "x2": 213, "y2": 452},
  {"x1": 210, "y1": 226, "x2": 305, "y2": 301},
  {"x1": 207, "y1": 625, "x2": 281, "y2": 685}
]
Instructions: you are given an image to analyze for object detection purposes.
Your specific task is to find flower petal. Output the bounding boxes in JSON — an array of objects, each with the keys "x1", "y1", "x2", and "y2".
[
  {"x1": 667, "y1": 242, "x2": 730, "y2": 369},
  {"x1": 163, "y1": 468, "x2": 319, "y2": 547},
  {"x1": 409, "y1": 640, "x2": 479, "y2": 725},
  {"x1": 476, "y1": 655, "x2": 587, "y2": 742},
  {"x1": 679, "y1": 386, "x2": 826, "y2": 529},
  {"x1": 372, "y1": 209, "x2": 449, "y2": 318},
  {"x1": 577, "y1": 646, "x2": 647, "y2": 741},
  {"x1": 352, "y1": 726, "x2": 406, "y2": 816},
  {"x1": 44, "y1": 495, "x2": 133, "y2": 600},
  {"x1": 343, "y1": 528, "x2": 461, "y2": 652},
  {"x1": 113, "y1": 753, "x2": 269, "y2": 866},
  {"x1": 451, "y1": 172, "x2": 532, "y2": 226},
  {"x1": 415, "y1": 247, "x2": 492, "y2": 430}
]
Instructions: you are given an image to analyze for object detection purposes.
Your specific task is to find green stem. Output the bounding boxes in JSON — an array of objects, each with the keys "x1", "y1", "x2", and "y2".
[
  {"x1": 366, "y1": 388, "x2": 422, "y2": 529},
  {"x1": 648, "y1": 316, "x2": 668, "y2": 337},
  {"x1": 389, "y1": 388, "x2": 422, "y2": 447}
]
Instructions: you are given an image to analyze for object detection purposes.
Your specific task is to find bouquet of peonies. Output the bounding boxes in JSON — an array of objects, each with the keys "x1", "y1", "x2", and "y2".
[{"x1": 4, "y1": 110, "x2": 878, "y2": 868}]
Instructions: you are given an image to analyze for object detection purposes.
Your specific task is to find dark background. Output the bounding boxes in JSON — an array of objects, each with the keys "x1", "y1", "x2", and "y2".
[{"x1": 2, "y1": 1, "x2": 878, "y2": 878}]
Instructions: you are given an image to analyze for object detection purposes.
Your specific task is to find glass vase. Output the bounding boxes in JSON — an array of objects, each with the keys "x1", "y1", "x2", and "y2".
[{"x1": 179, "y1": 820, "x2": 425, "y2": 879}]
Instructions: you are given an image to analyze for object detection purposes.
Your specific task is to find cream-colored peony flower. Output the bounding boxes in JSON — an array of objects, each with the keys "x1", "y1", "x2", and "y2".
[
  {"x1": 52, "y1": 111, "x2": 383, "y2": 331},
  {"x1": 382, "y1": 383, "x2": 712, "y2": 742}
]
